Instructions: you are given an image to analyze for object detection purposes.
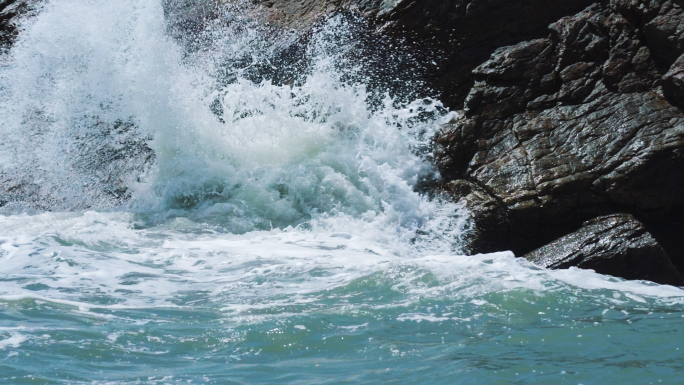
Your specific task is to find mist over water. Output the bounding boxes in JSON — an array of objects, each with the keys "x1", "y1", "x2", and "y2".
[{"x1": 0, "y1": 0, "x2": 683, "y2": 383}]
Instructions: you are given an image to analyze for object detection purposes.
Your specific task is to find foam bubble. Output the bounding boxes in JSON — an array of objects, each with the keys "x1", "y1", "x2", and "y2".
[{"x1": 0, "y1": 334, "x2": 27, "y2": 349}]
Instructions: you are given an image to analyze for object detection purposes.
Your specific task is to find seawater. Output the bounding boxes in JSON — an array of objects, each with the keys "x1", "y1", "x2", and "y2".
[{"x1": 0, "y1": 0, "x2": 683, "y2": 384}]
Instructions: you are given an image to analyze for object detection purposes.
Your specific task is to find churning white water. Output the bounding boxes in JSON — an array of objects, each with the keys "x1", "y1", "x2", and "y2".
[
  {"x1": 0, "y1": 0, "x2": 474, "y2": 307},
  {"x1": 0, "y1": 1, "x2": 683, "y2": 383},
  {"x1": 0, "y1": 0, "x2": 465, "y2": 248}
]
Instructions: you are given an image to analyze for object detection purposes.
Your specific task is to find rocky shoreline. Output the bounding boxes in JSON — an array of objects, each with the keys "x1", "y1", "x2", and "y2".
[
  {"x1": 246, "y1": 0, "x2": 684, "y2": 285},
  {"x1": 3, "y1": 0, "x2": 684, "y2": 285}
]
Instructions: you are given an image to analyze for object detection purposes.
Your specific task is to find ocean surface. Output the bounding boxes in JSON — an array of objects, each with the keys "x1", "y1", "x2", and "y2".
[{"x1": 0, "y1": 0, "x2": 683, "y2": 383}]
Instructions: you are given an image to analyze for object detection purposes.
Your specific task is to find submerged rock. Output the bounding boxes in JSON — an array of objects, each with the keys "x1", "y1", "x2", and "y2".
[{"x1": 524, "y1": 214, "x2": 683, "y2": 286}]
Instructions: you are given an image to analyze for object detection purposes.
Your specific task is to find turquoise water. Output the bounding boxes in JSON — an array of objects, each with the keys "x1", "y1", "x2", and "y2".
[
  {"x1": 4, "y1": 287, "x2": 684, "y2": 384},
  {"x1": 0, "y1": 0, "x2": 683, "y2": 383},
  {"x1": 1, "y1": 212, "x2": 682, "y2": 384}
]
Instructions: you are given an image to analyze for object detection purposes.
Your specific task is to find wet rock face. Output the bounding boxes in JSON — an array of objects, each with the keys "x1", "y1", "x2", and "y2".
[
  {"x1": 0, "y1": 0, "x2": 40, "y2": 50},
  {"x1": 443, "y1": 179, "x2": 509, "y2": 254},
  {"x1": 432, "y1": 0, "x2": 684, "y2": 284},
  {"x1": 444, "y1": 92, "x2": 684, "y2": 245},
  {"x1": 524, "y1": 214, "x2": 683, "y2": 286}
]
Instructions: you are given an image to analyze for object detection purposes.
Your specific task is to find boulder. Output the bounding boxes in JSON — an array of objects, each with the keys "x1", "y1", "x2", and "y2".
[{"x1": 524, "y1": 214, "x2": 683, "y2": 286}]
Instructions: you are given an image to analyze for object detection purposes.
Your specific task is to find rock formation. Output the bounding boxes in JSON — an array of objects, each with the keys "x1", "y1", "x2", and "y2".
[
  {"x1": 431, "y1": 0, "x2": 684, "y2": 285},
  {"x1": 524, "y1": 214, "x2": 683, "y2": 286}
]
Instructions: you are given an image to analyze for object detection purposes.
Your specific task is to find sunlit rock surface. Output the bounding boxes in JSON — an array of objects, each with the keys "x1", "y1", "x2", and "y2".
[{"x1": 524, "y1": 214, "x2": 683, "y2": 286}]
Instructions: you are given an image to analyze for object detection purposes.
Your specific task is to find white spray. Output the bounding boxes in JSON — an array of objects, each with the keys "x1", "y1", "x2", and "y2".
[{"x1": 0, "y1": 0, "x2": 469, "y2": 253}]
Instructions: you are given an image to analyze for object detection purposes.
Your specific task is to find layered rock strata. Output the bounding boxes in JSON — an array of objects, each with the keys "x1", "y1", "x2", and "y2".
[{"x1": 524, "y1": 214, "x2": 683, "y2": 286}]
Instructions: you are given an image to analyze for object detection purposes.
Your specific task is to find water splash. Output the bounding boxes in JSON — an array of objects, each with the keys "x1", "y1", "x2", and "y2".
[
  {"x1": 0, "y1": 0, "x2": 169, "y2": 210},
  {"x1": 0, "y1": 0, "x2": 468, "y2": 252}
]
